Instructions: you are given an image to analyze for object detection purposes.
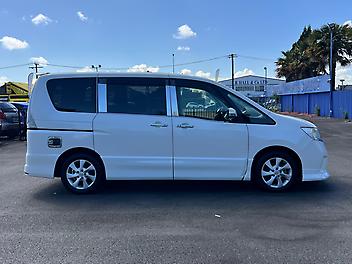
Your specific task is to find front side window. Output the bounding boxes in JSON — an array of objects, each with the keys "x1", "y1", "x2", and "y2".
[
  {"x1": 174, "y1": 79, "x2": 274, "y2": 124},
  {"x1": 227, "y1": 93, "x2": 275, "y2": 124},
  {"x1": 176, "y1": 86, "x2": 229, "y2": 121},
  {"x1": 106, "y1": 78, "x2": 166, "y2": 115},
  {"x1": 47, "y1": 78, "x2": 96, "y2": 113}
]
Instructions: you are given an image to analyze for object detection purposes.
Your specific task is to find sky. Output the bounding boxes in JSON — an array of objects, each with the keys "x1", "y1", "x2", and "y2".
[{"x1": 0, "y1": 0, "x2": 352, "y2": 85}]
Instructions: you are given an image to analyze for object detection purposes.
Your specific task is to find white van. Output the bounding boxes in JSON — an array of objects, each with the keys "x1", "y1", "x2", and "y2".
[{"x1": 25, "y1": 73, "x2": 329, "y2": 193}]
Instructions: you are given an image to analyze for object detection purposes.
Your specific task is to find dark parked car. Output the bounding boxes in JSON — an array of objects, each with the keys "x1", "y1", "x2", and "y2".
[
  {"x1": 0, "y1": 102, "x2": 20, "y2": 139},
  {"x1": 11, "y1": 102, "x2": 28, "y2": 140}
]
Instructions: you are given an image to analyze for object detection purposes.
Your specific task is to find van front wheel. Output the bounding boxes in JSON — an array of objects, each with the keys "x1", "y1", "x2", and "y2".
[
  {"x1": 60, "y1": 153, "x2": 104, "y2": 194},
  {"x1": 253, "y1": 151, "x2": 299, "y2": 191}
]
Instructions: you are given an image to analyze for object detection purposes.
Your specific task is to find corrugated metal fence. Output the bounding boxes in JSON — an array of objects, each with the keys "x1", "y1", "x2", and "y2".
[{"x1": 281, "y1": 90, "x2": 352, "y2": 119}]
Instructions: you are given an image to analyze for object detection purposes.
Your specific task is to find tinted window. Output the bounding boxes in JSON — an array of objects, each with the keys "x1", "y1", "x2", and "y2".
[
  {"x1": 176, "y1": 86, "x2": 228, "y2": 120},
  {"x1": 173, "y1": 79, "x2": 274, "y2": 125},
  {"x1": 47, "y1": 78, "x2": 96, "y2": 113},
  {"x1": 227, "y1": 93, "x2": 275, "y2": 125},
  {"x1": 0, "y1": 102, "x2": 17, "y2": 112},
  {"x1": 174, "y1": 79, "x2": 232, "y2": 121},
  {"x1": 105, "y1": 78, "x2": 166, "y2": 115}
]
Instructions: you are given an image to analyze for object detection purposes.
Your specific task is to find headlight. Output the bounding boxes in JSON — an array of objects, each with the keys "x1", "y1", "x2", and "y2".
[{"x1": 301, "y1": 127, "x2": 321, "y2": 141}]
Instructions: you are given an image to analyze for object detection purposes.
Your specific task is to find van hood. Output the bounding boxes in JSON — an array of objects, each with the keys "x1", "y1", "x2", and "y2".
[{"x1": 272, "y1": 113, "x2": 316, "y2": 128}]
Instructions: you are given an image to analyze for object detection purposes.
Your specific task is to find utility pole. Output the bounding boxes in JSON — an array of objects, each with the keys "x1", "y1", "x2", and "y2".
[
  {"x1": 229, "y1": 53, "x2": 236, "y2": 89},
  {"x1": 328, "y1": 23, "x2": 334, "y2": 117},
  {"x1": 91, "y1": 65, "x2": 101, "y2": 72},
  {"x1": 329, "y1": 25, "x2": 334, "y2": 92},
  {"x1": 172, "y1": 54, "x2": 175, "y2": 74},
  {"x1": 29, "y1": 63, "x2": 43, "y2": 74}
]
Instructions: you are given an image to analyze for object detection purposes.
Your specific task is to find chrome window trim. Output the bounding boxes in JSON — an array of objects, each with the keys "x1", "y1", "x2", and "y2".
[
  {"x1": 169, "y1": 85, "x2": 179, "y2": 116},
  {"x1": 97, "y1": 83, "x2": 107, "y2": 113},
  {"x1": 166, "y1": 85, "x2": 172, "y2": 117}
]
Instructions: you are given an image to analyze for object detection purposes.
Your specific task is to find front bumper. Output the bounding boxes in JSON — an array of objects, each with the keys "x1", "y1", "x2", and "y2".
[{"x1": 301, "y1": 140, "x2": 330, "y2": 181}]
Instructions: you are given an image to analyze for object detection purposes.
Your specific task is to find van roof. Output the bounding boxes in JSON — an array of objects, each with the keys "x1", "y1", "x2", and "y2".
[
  {"x1": 39, "y1": 72, "x2": 217, "y2": 84},
  {"x1": 37, "y1": 71, "x2": 239, "y2": 96}
]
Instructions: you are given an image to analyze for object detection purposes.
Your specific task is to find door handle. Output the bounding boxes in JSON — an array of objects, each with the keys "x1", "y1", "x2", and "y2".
[
  {"x1": 177, "y1": 123, "x2": 194, "y2": 129},
  {"x1": 150, "y1": 122, "x2": 168, "y2": 128}
]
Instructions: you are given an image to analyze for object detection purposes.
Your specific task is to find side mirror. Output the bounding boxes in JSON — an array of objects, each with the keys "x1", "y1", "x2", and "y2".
[{"x1": 228, "y1": 107, "x2": 237, "y2": 117}]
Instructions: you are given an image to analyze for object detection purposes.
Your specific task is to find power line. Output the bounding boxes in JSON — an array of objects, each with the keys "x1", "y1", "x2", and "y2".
[
  {"x1": 0, "y1": 63, "x2": 31, "y2": 70},
  {"x1": 236, "y1": 54, "x2": 275, "y2": 62},
  {"x1": 166, "y1": 55, "x2": 229, "y2": 68},
  {"x1": 0, "y1": 53, "x2": 276, "y2": 72},
  {"x1": 46, "y1": 63, "x2": 85, "y2": 69},
  {"x1": 100, "y1": 55, "x2": 230, "y2": 71}
]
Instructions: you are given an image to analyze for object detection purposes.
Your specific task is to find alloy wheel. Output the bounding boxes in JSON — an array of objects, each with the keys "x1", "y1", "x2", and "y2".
[
  {"x1": 261, "y1": 157, "x2": 292, "y2": 189},
  {"x1": 66, "y1": 159, "x2": 97, "y2": 190}
]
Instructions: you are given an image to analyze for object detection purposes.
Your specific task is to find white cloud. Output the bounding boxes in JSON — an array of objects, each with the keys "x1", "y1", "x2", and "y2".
[
  {"x1": 0, "y1": 76, "x2": 9, "y2": 86},
  {"x1": 177, "y1": 46, "x2": 190, "y2": 51},
  {"x1": 173, "y1": 24, "x2": 197, "y2": 39},
  {"x1": 0, "y1": 36, "x2": 29, "y2": 50},
  {"x1": 76, "y1": 66, "x2": 95, "y2": 73},
  {"x1": 31, "y1": 14, "x2": 52, "y2": 25},
  {"x1": 180, "y1": 69, "x2": 192, "y2": 75},
  {"x1": 195, "y1": 70, "x2": 211, "y2": 79},
  {"x1": 77, "y1": 11, "x2": 88, "y2": 22},
  {"x1": 343, "y1": 20, "x2": 352, "y2": 28},
  {"x1": 216, "y1": 68, "x2": 255, "y2": 82},
  {"x1": 30, "y1": 56, "x2": 48, "y2": 65},
  {"x1": 336, "y1": 63, "x2": 352, "y2": 85},
  {"x1": 234, "y1": 68, "x2": 255, "y2": 78},
  {"x1": 127, "y1": 64, "x2": 160, "y2": 73}
]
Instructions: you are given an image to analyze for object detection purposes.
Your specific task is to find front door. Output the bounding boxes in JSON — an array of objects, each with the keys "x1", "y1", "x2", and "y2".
[
  {"x1": 93, "y1": 77, "x2": 173, "y2": 180},
  {"x1": 171, "y1": 79, "x2": 248, "y2": 180}
]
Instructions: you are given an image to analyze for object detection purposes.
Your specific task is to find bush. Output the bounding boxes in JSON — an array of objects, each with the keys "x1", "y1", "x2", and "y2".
[
  {"x1": 343, "y1": 111, "x2": 349, "y2": 120},
  {"x1": 315, "y1": 105, "x2": 321, "y2": 116}
]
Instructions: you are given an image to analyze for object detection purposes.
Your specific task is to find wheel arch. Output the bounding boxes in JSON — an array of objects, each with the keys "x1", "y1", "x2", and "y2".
[
  {"x1": 250, "y1": 145, "x2": 303, "y2": 182},
  {"x1": 54, "y1": 147, "x2": 106, "y2": 179}
]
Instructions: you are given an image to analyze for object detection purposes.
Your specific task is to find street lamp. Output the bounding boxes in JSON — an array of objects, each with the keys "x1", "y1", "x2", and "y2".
[
  {"x1": 172, "y1": 54, "x2": 175, "y2": 74},
  {"x1": 328, "y1": 23, "x2": 334, "y2": 117},
  {"x1": 340, "y1": 79, "x2": 345, "y2": 89},
  {"x1": 91, "y1": 65, "x2": 101, "y2": 72},
  {"x1": 264, "y1": 67, "x2": 268, "y2": 93}
]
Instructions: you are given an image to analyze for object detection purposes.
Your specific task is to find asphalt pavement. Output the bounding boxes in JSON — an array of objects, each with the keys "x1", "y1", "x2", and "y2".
[{"x1": 0, "y1": 117, "x2": 352, "y2": 263}]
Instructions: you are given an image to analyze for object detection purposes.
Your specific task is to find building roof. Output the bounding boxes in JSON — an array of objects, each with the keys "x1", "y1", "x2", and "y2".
[
  {"x1": 219, "y1": 74, "x2": 285, "y2": 82},
  {"x1": 1, "y1": 82, "x2": 28, "y2": 94}
]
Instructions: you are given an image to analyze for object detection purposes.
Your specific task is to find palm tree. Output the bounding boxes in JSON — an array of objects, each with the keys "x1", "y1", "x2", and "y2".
[
  {"x1": 276, "y1": 26, "x2": 323, "y2": 81},
  {"x1": 276, "y1": 23, "x2": 352, "y2": 87},
  {"x1": 314, "y1": 23, "x2": 352, "y2": 90}
]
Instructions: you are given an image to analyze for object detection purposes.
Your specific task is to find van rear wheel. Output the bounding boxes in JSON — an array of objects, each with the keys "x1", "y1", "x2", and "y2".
[
  {"x1": 60, "y1": 153, "x2": 104, "y2": 194},
  {"x1": 253, "y1": 151, "x2": 299, "y2": 191}
]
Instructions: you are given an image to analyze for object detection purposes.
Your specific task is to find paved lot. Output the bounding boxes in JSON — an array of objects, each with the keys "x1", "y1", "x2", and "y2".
[{"x1": 0, "y1": 118, "x2": 352, "y2": 264}]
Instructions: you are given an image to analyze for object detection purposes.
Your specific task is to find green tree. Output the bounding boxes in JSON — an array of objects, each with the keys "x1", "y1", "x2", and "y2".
[
  {"x1": 313, "y1": 23, "x2": 352, "y2": 90},
  {"x1": 276, "y1": 23, "x2": 352, "y2": 89}
]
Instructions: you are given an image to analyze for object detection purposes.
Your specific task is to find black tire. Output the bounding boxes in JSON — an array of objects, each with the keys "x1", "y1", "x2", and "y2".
[
  {"x1": 252, "y1": 150, "x2": 300, "y2": 192},
  {"x1": 60, "y1": 153, "x2": 105, "y2": 194}
]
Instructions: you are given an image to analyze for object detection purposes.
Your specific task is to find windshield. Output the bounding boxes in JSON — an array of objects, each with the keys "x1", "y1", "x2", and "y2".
[{"x1": 0, "y1": 102, "x2": 17, "y2": 112}]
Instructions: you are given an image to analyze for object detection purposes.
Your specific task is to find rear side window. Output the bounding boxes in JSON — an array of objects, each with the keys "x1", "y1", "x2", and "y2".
[
  {"x1": 0, "y1": 102, "x2": 17, "y2": 112},
  {"x1": 104, "y1": 77, "x2": 166, "y2": 115},
  {"x1": 47, "y1": 78, "x2": 96, "y2": 113}
]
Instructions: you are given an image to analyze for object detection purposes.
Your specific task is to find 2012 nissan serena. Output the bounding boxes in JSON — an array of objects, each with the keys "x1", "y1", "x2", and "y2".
[{"x1": 25, "y1": 73, "x2": 329, "y2": 193}]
